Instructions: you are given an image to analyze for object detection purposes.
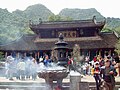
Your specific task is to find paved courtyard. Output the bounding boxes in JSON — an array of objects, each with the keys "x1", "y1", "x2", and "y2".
[{"x1": 0, "y1": 75, "x2": 119, "y2": 83}]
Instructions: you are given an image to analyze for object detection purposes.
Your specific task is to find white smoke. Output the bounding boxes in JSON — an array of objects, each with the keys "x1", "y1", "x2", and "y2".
[{"x1": 37, "y1": 62, "x2": 66, "y2": 72}]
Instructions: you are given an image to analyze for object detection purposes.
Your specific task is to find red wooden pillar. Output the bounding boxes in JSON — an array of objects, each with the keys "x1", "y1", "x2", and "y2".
[{"x1": 38, "y1": 52, "x2": 40, "y2": 59}]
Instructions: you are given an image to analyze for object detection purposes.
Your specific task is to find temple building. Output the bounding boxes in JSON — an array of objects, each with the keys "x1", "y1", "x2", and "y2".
[{"x1": 0, "y1": 16, "x2": 118, "y2": 60}]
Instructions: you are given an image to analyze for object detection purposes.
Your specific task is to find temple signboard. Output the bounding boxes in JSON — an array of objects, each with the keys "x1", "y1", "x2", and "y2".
[{"x1": 58, "y1": 31, "x2": 76, "y2": 38}]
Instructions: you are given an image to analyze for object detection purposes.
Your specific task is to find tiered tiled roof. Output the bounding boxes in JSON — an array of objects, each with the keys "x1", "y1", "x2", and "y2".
[
  {"x1": 0, "y1": 35, "x2": 37, "y2": 51},
  {"x1": 0, "y1": 32, "x2": 118, "y2": 51},
  {"x1": 29, "y1": 19, "x2": 105, "y2": 31}
]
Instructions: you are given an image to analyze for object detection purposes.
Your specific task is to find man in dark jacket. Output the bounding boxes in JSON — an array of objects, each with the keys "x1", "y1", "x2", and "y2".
[{"x1": 101, "y1": 59, "x2": 117, "y2": 90}]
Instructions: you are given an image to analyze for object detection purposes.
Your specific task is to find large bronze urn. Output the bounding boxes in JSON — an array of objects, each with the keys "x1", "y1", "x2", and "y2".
[{"x1": 54, "y1": 33, "x2": 69, "y2": 66}]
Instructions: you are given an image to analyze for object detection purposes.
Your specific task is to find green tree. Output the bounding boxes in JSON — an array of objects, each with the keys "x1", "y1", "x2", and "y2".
[
  {"x1": 48, "y1": 15, "x2": 62, "y2": 21},
  {"x1": 115, "y1": 26, "x2": 120, "y2": 34},
  {"x1": 115, "y1": 40, "x2": 120, "y2": 55},
  {"x1": 48, "y1": 15, "x2": 55, "y2": 21},
  {"x1": 48, "y1": 15, "x2": 73, "y2": 21},
  {"x1": 0, "y1": 52, "x2": 4, "y2": 61},
  {"x1": 101, "y1": 27, "x2": 113, "y2": 32},
  {"x1": 64, "y1": 16, "x2": 73, "y2": 21},
  {"x1": 72, "y1": 44, "x2": 80, "y2": 62}
]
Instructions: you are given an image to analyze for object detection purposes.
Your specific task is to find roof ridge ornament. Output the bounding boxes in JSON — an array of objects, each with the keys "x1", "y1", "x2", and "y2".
[
  {"x1": 93, "y1": 16, "x2": 97, "y2": 24},
  {"x1": 103, "y1": 17, "x2": 106, "y2": 24}
]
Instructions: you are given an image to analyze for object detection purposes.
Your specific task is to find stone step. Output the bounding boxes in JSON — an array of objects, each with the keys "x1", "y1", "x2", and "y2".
[
  {"x1": 0, "y1": 82, "x2": 120, "y2": 90},
  {"x1": 0, "y1": 84, "x2": 119, "y2": 90},
  {"x1": 0, "y1": 85, "x2": 69, "y2": 90}
]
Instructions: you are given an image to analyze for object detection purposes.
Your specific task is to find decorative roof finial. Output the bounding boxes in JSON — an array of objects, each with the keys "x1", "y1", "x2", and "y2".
[
  {"x1": 103, "y1": 17, "x2": 106, "y2": 24},
  {"x1": 93, "y1": 16, "x2": 97, "y2": 24},
  {"x1": 59, "y1": 33, "x2": 64, "y2": 41}
]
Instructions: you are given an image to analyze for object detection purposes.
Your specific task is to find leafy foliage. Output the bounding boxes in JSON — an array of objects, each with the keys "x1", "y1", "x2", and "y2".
[
  {"x1": 0, "y1": 52, "x2": 4, "y2": 60},
  {"x1": 114, "y1": 26, "x2": 120, "y2": 34},
  {"x1": 48, "y1": 15, "x2": 62, "y2": 21},
  {"x1": 115, "y1": 40, "x2": 120, "y2": 55},
  {"x1": 48, "y1": 15, "x2": 73, "y2": 21},
  {"x1": 101, "y1": 27, "x2": 113, "y2": 32},
  {"x1": 0, "y1": 4, "x2": 53, "y2": 45},
  {"x1": 59, "y1": 8, "x2": 120, "y2": 33},
  {"x1": 72, "y1": 44, "x2": 80, "y2": 62},
  {"x1": 106, "y1": 17, "x2": 120, "y2": 28},
  {"x1": 59, "y1": 8, "x2": 104, "y2": 20},
  {"x1": 23, "y1": 4, "x2": 53, "y2": 21}
]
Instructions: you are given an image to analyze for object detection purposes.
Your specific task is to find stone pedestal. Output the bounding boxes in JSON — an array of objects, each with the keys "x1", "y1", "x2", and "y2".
[
  {"x1": 69, "y1": 71, "x2": 81, "y2": 90},
  {"x1": 79, "y1": 82, "x2": 89, "y2": 90}
]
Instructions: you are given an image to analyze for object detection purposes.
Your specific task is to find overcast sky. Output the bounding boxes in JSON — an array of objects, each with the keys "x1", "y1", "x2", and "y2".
[{"x1": 0, "y1": 0, "x2": 120, "y2": 18}]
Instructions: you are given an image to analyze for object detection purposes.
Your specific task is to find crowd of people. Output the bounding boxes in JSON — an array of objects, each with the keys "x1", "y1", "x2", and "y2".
[
  {"x1": 68, "y1": 55, "x2": 120, "y2": 90},
  {"x1": 5, "y1": 55, "x2": 39, "y2": 81},
  {"x1": 4, "y1": 54, "x2": 53, "y2": 81},
  {"x1": 79, "y1": 56, "x2": 119, "y2": 76},
  {"x1": 4, "y1": 54, "x2": 120, "y2": 90}
]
